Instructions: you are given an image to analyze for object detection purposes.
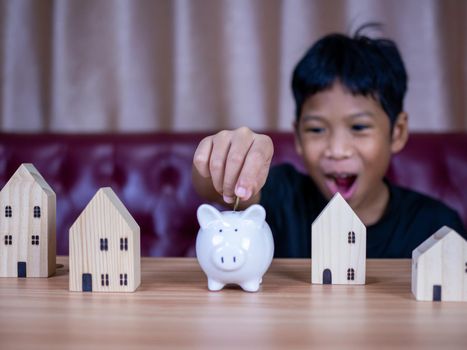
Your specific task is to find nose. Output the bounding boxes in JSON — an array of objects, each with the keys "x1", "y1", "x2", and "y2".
[
  {"x1": 324, "y1": 131, "x2": 353, "y2": 159},
  {"x1": 212, "y1": 246, "x2": 245, "y2": 271}
]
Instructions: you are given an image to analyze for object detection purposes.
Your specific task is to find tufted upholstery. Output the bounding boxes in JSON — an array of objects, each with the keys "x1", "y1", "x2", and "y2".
[{"x1": 0, "y1": 132, "x2": 466, "y2": 256}]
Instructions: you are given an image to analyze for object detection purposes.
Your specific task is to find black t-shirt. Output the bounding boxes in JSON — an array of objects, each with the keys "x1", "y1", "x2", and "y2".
[{"x1": 260, "y1": 163, "x2": 467, "y2": 258}]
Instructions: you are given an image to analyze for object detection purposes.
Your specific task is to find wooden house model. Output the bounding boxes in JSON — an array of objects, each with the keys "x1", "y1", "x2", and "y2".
[
  {"x1": 311, "y1": 193, "x2": 366, "y2": 285},
  {"x1": 69, "y1": 187, "x2": 140, "y2": 292},
  {"x1": 0, "y1": 163, "x2": 56, "y2": 277},
  {"x1": 412, "y1": 226, "x2": 467, "y2": 301}
]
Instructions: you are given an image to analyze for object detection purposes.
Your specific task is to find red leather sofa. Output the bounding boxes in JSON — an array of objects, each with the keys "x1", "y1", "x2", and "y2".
[{"x1": 1, "y1": 132, "x2": 466, "y2": 256}]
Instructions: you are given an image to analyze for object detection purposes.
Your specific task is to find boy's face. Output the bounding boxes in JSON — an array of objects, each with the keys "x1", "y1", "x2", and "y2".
[{"x1": 294, "y1": 81, "x2": 407, "y2": 212}]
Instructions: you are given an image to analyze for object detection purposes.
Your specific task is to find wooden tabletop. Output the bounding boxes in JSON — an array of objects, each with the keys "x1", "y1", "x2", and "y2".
[{"x1": 1, "y1": 257, "x2": 466, "y2": 350}]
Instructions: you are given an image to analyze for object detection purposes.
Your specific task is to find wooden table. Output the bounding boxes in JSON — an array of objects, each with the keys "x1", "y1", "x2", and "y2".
[{"x1": 1, "y1": 257, "x2": 466, "y2": 349}]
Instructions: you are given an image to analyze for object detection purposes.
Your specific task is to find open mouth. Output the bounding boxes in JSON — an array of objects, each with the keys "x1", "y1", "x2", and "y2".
[{"x1": 324, "y1": 173, "x2": 358, "y2": 200}]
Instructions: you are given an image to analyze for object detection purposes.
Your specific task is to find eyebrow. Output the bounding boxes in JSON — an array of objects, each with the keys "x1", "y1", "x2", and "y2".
[
  {"x1": 301, "y1": 115, "x2": 323, "y2": 122},
  {"x1": 301, "y1": 111, "x2": 375, "y2": 122},
  {"x1": 347, "y1": 111, "x2": 375, "y2": 119}
]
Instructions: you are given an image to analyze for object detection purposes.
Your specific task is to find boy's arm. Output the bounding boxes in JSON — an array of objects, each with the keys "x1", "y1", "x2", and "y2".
[{"x1": 192, "y1": 127, "x2": 274, "y2": 209}]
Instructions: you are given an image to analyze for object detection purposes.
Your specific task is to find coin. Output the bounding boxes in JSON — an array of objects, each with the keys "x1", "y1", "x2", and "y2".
[{"x1": 233, "y1": 196, "x2": 240, "y2": 211}]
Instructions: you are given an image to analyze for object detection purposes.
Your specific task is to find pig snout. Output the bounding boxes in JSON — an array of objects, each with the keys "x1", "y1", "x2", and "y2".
[{"x1": 212, "y1": 246, "x2": 245, "y2": 271}]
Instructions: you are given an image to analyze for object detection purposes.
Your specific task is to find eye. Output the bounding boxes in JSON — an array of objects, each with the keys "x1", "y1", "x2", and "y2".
[
  {"x1": 219, "y1": 229, "x2": 223, "y2": 232},
  {"x1": 351, "y1": 124, "x2": 370, "y2": 132},
  {"x1": 234, "y1": 228, "x2": 238, "y2": 232},
  {"x1": 305, "y1": 127, "x2": 325, "y2": 134}
]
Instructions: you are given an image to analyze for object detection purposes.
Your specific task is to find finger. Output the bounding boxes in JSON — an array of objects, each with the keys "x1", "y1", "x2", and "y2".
[
  {"x1": 209, "y1": 131, "x2": 232, "y2": 196},
  {"x1": 223, "y1": 129, "x2": 255, "y2": 203},
  {"x1": 193, "y1": 136, "x2": 213, "y2": 178},
  {"x1": 235, "y1": 135, "x2": 273, "y2": 201}
]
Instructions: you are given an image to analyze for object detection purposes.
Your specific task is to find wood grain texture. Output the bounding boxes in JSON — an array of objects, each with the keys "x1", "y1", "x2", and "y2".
[
  {"x1": 69, "y1": 187, "x2": 140, "y2": 292},
  {"x1": 312, "y1": 193, "x2": 366, "y2": 284},
  {"x1": 0, "y1": 164, "x2": 56, "y2": 277},
  {"x1": 1, "y1": 257, "x2": 467, "y2": 350},
  {"x1": 412, "y1": 226, "x2": 467, "y2": 301}
]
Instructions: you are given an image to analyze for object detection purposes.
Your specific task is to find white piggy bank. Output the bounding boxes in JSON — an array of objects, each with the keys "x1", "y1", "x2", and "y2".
[{"x1": 196, "y1": 204, "x2": 274, "y2": 292}]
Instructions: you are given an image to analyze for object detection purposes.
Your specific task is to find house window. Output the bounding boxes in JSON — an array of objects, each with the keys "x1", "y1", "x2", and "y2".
[
  {"x1": 120, "y1": 237, "x2": 128, "y2": 251},
  {"x1": 348, "y1": 231, "x2": 356, "y2": 244},
  {"x1": 120, "y1": 273, "x2": 128, "y2": 286},
  {"x1": 101, "y1": 273, "x2": 109, "y2": 286},
  {"x1": 5, "y1": 206, "x2": 12, "y2": 218},
  {"x1": 31, "y1": 235, "x2": 40, "y2": 245},
  {"x1": 33, "y1": 206, "x2": 41, "y2": 218},
  {"x1": 4, "y1": 235, "x2": 12, "y2": 245},
  {"x1": 100, "y1": 238, "x2": 108, "y2": 251},
  {"x1": 347, "y1": 268, "x2": 355, "y2": 281}
]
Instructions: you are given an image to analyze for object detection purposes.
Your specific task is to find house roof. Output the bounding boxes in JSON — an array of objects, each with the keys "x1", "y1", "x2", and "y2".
[
  {"x1": 0, "y1": 163, "x2": 55, "y2": 196},
  {"x1": 412, "y1": 226, "x2": 465, "y2": 261},
  {"x1": 70, "y1": 187, "x2": 139, "y2": 233},
  {"x1": 313, "y1": 192, "x2": 364, "y2": 227}
]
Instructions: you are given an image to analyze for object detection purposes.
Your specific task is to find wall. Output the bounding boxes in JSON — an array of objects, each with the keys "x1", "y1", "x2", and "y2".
[{"x1": 0, "y1": 0, "x2": 465, "y2": 132}]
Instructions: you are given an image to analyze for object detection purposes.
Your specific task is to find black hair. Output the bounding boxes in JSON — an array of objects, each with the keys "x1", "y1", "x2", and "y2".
[{"x1": 291, "y1": 24, "x2": 408, "y2": 126}]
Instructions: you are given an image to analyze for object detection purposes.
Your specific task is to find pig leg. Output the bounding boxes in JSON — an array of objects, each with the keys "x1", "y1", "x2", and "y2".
[
  {"x1": 208, "y1": 279, "x2": 225, "y2": 291},
  {"x1": 240, "y1": 279, "x2": 261, "y2": 292}
]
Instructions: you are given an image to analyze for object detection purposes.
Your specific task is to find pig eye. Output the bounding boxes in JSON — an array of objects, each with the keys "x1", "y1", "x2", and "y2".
[
  {"x1": 219, "y1": 229, "x2": 223, "y2": 232},
  {"x1": 234, "y1": 228, "x2": 238, "y2": 232}
]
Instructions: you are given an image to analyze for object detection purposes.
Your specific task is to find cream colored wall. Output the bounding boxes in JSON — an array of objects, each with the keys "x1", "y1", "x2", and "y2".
[{"x1": 0, "y1": 0, "x2": 465, "y2": 133}]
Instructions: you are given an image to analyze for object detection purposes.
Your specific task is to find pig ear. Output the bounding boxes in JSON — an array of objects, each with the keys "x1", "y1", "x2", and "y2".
[
  {"x1": 240, "y1": 204, "x2": 266, "y2": 227},
  {"x1": 197, "y1": 204, "x2": 223, "y2": 229}
]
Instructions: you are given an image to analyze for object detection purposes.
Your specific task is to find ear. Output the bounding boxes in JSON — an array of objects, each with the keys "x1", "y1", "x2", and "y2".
[
  {"x1": 390, "y1": 112, "x2": 409, "y2": 154},
  {"x1": 293, "y1": 121, "x2": 304, "y2": 156},
  {"x1": 197, "y1": 204, "x2": 223, "y2": 229},
  {"x1": 240, "y1": 204, "x2": 266, "y2": 228}
]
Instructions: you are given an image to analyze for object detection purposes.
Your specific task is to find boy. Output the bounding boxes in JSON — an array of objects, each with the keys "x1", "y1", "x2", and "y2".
[{"x1": 192, "y1": 29, "x2": 466, "y2": 258}]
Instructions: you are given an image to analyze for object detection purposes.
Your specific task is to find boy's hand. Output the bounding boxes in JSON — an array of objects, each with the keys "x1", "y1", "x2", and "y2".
[{"x1": 193, "y1": 127, "x2": 274, "y2": 204}]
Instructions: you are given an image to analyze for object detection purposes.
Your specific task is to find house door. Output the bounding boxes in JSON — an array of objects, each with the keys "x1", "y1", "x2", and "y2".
[
  {"x1": 17, "y1": 262, "x2": 26, "y2": 278},
  {"x1": 323, "y1": 269, "x2": 332, "y2": 284},
  {"x1": 82, "y1": 273, "x2": 92, "y2": 292},
  {"x1": 433, "y1": 285, "x2": 442, "y2": 301}
]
